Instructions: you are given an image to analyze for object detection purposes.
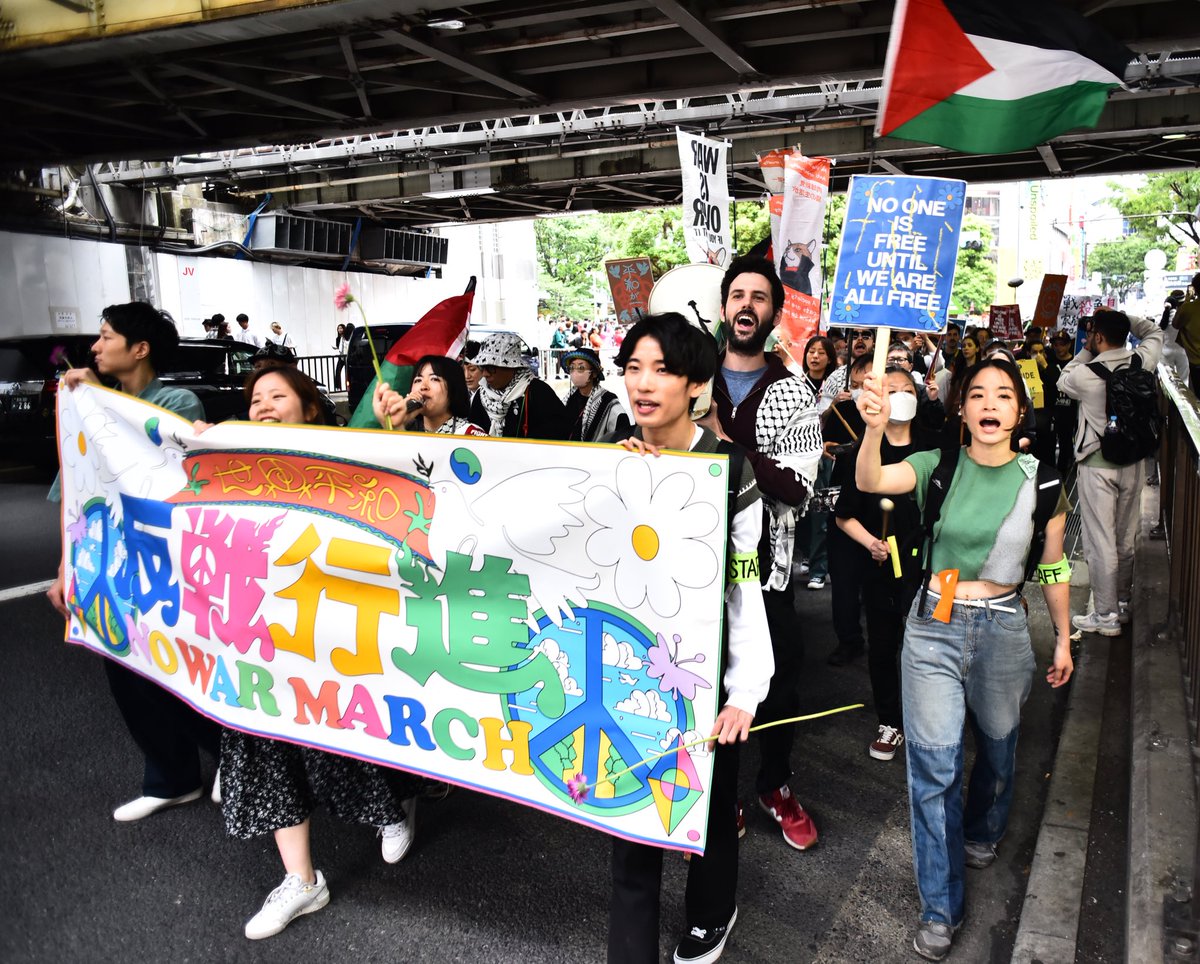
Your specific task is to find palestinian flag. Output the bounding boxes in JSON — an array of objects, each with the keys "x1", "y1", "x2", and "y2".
[
  {"x1": 347, "y1": 284, "x2": 474, "y2": 428},
  {"x1": 876, "y1": 0, "x2": 1132, "y2": 154}
]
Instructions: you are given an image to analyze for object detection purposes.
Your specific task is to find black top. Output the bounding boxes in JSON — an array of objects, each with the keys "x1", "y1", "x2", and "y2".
[{"x1": 469, "y1": 377, "x2": 570, "y2": 441}]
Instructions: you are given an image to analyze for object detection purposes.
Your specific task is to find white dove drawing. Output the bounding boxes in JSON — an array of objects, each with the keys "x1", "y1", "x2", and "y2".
[{"x1": 425, "y1": 467, "x2": 601, "y2": 627}]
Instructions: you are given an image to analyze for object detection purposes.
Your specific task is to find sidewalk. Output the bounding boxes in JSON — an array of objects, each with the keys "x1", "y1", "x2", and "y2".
[{"x1": 1012, "y1": 482, "x2": 1197, "y2": 962}]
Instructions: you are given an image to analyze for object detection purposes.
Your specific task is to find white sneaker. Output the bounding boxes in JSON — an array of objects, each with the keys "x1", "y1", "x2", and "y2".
[
  {"x1": 211, "y1": 768, "x2": 222, "y2": 805},
  {"x1": 806, "y1": 576, "x2": 826, "y2": 590},
  {"x1": 1072, "y1": 610, "x2": 1121, "y2": 637},
  {"x1": 244, "y1": 871, "x2": 329, "y2": 940},
  {"x1": 1118, "y1": 600, "x2": 1131, "y2": 625},
  {"x1": 112, "y1": 789, "x2": 202, "y2": 822},
  {"x1": 380, "y1": 799, "x2": 416, "y2": 864}
]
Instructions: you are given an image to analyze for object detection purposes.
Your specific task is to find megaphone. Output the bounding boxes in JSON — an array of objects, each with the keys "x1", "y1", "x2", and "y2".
[{"x1": 647, "y1": 263, "x2": 725, "y2": 418}]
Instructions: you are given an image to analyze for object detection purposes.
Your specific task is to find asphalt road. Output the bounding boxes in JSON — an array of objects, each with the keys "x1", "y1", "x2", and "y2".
[{"x1": 1, "y1": 477, "x2": 1073, "y2": 964}]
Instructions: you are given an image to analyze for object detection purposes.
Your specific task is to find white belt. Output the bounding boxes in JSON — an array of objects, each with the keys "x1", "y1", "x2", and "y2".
[{"x1": 925, "y1": 589, "x2": 1020, "y2": 614}]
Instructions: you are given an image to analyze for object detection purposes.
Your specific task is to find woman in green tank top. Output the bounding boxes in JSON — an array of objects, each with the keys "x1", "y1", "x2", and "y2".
[{"x1": 854, "y1": 356, "x2": 1073, "y2": 962}]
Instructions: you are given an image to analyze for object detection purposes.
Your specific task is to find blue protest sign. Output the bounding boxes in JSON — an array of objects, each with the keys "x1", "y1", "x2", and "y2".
[{"x1": 830, "y1": 175, "x2": 967, "y2": 333}]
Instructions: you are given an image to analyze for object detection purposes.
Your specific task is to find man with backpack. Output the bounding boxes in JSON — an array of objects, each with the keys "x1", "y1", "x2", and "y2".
[{"x1": 1058, "y1": 310, "x2": 1163, "y2": 636}]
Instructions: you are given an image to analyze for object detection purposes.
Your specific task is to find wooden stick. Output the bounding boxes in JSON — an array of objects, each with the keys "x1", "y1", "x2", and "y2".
[
  {"x1": 830, "y1": 402, "x2": 859, "y2": 441},
  {"x1": 865, "y1": 326, "x2": 891, "y2": 413}
]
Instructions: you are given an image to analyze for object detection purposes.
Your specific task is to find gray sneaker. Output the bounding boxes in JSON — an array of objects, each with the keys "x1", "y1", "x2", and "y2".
[
  {"x1": 1072, "y1": 610, "x2": 1121, "y2": 637},
  {"x1": 964, "y1": 839, "x2": 997, "y2": 869},
  {"x1": 244, "y1": 871, "x2": 330, "y2": 940},
  {"x1": 913, "y1": 920, "x2": 957, "y2": 961}
]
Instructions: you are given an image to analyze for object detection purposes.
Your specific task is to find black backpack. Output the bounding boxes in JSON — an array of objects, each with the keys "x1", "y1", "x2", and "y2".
[
  {"x1": 1085, "y1": 354, "x2": 1159, "y2": 465},
  {"x1": 914, "y1": 446, "x2": 1063, "y2": 608}
]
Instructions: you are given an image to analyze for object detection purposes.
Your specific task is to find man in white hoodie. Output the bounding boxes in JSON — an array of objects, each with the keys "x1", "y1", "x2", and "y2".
[{"x1": 1058, "y1": 309, "x2": 1163, "y2": 635}]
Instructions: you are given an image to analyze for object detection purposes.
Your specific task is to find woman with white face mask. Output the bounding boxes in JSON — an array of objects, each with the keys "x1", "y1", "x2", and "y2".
[
  {"x1": 559, "y1": 347, "x2": 631, "y2": 442},
  {"x1": 832, "y1": 368, "x2": 940, "y2": 752}
]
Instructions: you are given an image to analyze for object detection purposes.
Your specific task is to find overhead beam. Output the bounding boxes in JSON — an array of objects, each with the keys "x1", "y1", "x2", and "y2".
[
  {"x1": 1037, "y1": 144, "x2": 1063, "y2": 174},
  {"x1": 650, "y1": 0, "x2": 760, "y2": 77},
  {"x1": 876, "y1": 157, "x2": 906, "y2": 175},
  {"x1": 128, "y1": 66, "x2": 209, "y2": 138},
  {"x1": 375, "y1": 28, "x2": 541, "y2": 101},
  {"x1": 170, "y1": 64, "x2": 351, "y2": 121},
  {"x1": 339, "y1": 35, "x2": 374, "y2": 119}
]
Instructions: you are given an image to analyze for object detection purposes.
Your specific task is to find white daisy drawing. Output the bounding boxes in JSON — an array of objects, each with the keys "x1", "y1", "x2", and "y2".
[
  {"x1": 584, "y1": 456, "x2": 719, "y2": 617},
  {"x1": 59, "y1": 398, "x2": 113, "y2": 499}
]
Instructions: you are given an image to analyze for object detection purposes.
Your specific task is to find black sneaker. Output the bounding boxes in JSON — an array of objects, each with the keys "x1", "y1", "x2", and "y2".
[
  {"x1": 674, "y1": 906, "x2": 737, "y2": 964},
  {"x1": 826, "y1": 640, "x2": 864, "y2": 666}
]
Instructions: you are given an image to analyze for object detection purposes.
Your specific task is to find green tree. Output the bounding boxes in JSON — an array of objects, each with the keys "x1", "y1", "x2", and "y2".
[
  {"x1": 534, "y1": 216, "x2": 607, "y2": 317},
  {"x1": 952, "y1": 214, "x2": 997, "y2": 315},
  {"x1": 1110, "y1": 171, "x2": 1200, "y2": 248},
  {"x1": 1087, "y1": 234, "x2": 1175, "y2": 300}
]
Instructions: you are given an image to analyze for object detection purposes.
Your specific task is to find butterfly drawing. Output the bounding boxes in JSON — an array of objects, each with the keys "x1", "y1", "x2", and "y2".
[{"x1": 645, "y1": 631, "x2": 712, "y2": 701}]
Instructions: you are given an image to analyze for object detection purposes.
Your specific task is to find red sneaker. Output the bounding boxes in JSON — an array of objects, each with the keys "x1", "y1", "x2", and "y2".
[{"x1": 758, "y1": 785, "x2": 818, "y2": 851}]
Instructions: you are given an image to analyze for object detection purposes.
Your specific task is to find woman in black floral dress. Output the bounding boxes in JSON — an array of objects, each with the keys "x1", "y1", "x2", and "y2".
[{"x1": 199, "y1": 365, "x2": 423, "y2": 940}]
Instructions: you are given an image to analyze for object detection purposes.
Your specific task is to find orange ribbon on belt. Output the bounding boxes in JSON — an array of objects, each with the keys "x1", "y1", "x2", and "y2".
[{"x1": 931, "y1": 569, "x2": 960, "y2": 623}]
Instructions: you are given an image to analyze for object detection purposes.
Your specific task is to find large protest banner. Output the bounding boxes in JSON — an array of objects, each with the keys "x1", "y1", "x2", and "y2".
[
  {"x1": 605, "y1": 258, "x2": 655, "y2": 324},
  {"x1": 830, "y1": 175, "x2": 967, "y2": 333},
  {"x1": 58, "y1": 384, "x2": 730, "y2": 854},
  {"x1": 677, "y1": 129, "x2": 731, "y2": 269}
]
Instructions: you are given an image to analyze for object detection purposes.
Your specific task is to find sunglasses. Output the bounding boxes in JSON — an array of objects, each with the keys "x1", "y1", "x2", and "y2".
[{"x1": 851, "y1": 331, "x2": 873, "y2": 340}]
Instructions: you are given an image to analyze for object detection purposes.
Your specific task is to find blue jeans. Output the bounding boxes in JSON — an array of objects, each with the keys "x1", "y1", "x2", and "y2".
[
  {"x1": 902, "y1": 592, "x2": 1035, "y2": 926},
  {"x1": 799, "y1": 456, "x2": 834, "y2": 579}
]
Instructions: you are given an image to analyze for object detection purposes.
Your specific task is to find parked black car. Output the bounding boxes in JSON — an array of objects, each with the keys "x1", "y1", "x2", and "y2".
[{"x1": 0, "y1": 335, "x2": 258, "y2": 471}]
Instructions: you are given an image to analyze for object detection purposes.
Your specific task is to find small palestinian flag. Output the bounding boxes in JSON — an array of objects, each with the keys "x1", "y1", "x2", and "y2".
[
  {"x1": 347, "y1": 285, "x2": 474, "y2": 428},
  {"x1": 876, "y1": 0, "x2": 1132, "y2": 154}
]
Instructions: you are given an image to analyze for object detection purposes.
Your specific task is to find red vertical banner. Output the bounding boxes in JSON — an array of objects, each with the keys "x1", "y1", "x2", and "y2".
[{"x1": 777, "y1": 155, "x2": 830, "y2": 346}]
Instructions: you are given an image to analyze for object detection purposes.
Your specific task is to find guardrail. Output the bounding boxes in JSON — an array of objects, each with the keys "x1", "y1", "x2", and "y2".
[
  {"x1": 1158, "y1": 364, "x2": 1200, "y2": 962},
  {"x1": 1159, "y1": 365, "x2": 1200, "y2": 712},
  {"x1": 296, "y1": 353, "x2": 343, "y2": 390}
]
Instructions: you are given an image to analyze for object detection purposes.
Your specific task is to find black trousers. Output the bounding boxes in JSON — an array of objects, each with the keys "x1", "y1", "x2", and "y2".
[
  {"x1": 827, "y1": 527, "x2": 867, "y2": 648},
  {"x1": 865, "y1": 600, "x2": 906, "y2": 728},
  {"x1": 608, "y1": 741, "x2": 740, "y2": 963},
  {"x1": 104, "y1": 659, "x2": 222, "y2": 798},
  {"x1": 754, "y1": 584, "x2": 801, "y2": 795}
]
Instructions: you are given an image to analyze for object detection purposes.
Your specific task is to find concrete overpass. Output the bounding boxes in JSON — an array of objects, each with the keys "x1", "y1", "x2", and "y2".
[{"x1": 1, "y1": 0, "x2": 1198, "y2": 232}]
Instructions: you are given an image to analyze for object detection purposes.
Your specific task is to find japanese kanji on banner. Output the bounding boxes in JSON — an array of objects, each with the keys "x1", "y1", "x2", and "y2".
[
  {"x1": 58, "y1": 384, "x2": 731, "y2": 854},
  {"x1": 605, "y1": 258, "x2": 655, "y2": 324}
]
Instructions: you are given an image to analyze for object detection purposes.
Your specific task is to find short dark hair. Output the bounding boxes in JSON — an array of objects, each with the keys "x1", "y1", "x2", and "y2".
[
  {"x1": 946, "y1": 321, "x2": 962, "y2": 335},
  {"x1": 244, "y1": 365, "x2": 328, "y2": 425},
  {"x1": 719, "y1": 255, "x2": 785, "y2": 316},
  {"x1": 414, "y1": 354, "x2": 472, "y2": 419},
  {"x1": 101, "y1": 302, "x2": 180, "y2": 372},
  {"x1": 236, "y1": 313, "x2": 249, "y2": 324},
  {"x1": 1091, "y1": 310, "x2": 1131, "y2": 348},
  {"x1": 849, "y1": 353, "x2": 873, "y2": 375},
  {"x1": 462, "y1": 339, "x2": 481, "y2": 362},
  {"x1": 211, "y1": 313, "x2": 225, "y2": 324},
  {"x1": 887, "y1": 344, "x2": 913, "y2": 365},
  {"x1": 615, "y1": 312, "x2": 717, "y2": 384}
]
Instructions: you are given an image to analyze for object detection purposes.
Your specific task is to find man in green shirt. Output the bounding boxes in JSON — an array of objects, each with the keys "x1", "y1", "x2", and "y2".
[{"x1": 47, "y1": 302, "x2": 220, "y2": 823}]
